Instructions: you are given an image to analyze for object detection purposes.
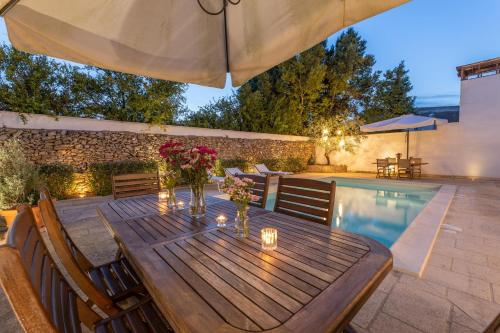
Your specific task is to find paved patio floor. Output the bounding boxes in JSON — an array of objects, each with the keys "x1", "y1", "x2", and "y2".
[{"x1": 1, "y1": 173, "x2": 500, "y2": 332}]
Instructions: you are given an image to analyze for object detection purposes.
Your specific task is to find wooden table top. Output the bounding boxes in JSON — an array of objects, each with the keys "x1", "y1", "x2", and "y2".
[{"x1": 98, "y1": 194, "x2": 392, "y2": 333}]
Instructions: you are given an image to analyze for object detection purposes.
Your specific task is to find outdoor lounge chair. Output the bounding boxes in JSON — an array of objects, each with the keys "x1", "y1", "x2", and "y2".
[
  {"x1": 255, "y1": 163, "x2": 293, "y2": 176},
  {"x1": 0, "y1": 205, "x2": 173, "y2": 333},
  {"x1": 224, "y1": 167, "x2": 244, "y2": 176},
  {"x1": 235, "y1": 173, "x2": 271, "y2": 209},
  {"x1": 112, "y1": 172, "x2": 160, "y2": 199},
  {"x1": 38, "y1": 188, "x2": 144, "y2": 315},
  {"x1": 274, "y1": 177, "x2": 336, "y2": 225}
]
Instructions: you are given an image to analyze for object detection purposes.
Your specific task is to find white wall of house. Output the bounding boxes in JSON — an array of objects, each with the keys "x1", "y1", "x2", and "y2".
[
  {"x1": 318, "y1": 73, "x2": 500, "y2": 178},
  {"x1": 0, "y1": 111, "x2": 309, "y2": 142}
]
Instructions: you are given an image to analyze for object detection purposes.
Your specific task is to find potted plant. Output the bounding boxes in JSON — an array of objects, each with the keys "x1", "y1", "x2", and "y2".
[{"x1": 0, "y1": 139, "x2": 39, "y2": 226}]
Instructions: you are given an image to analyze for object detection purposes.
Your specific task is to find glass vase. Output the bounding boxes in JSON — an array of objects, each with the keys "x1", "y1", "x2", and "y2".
[
  {"x1": 189, "y1": 183, "x2": 206, "y2": 218},
  {"x1": 234, "y1": 205, "x2": 250, "y2": 238},
  {"x1": 166, "y1": 186, "x2": 177, "y2": 208}
]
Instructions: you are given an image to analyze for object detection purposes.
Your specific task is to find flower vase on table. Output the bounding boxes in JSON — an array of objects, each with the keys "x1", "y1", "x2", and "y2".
[
  {"x1": 159, "y1": 140, "x2": 217, "y2": 219},
  {"x1": 220, "y1": 176, "x2": 258, "y2": 239},
  {"x1": 160, "y1": 167, "x2": 179, "y2": 209}
]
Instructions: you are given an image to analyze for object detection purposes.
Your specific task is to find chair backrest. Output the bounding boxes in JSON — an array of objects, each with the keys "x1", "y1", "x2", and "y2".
[
  {"x1": 377, "y1": 159, "x2": 388, "y2": 167},
  {"x1": 112, "y1": 172, "x2": 160, "y2": 199},
  {"x1": 410, "y1": 157, "x2": 422, "y2": 164},
  {"x1": 39, "y1": 189, "x2": 119, "y2": 316},
  {"x1": 224, "y1": 167, "x2": 243, "y2": 176},
  {"x1": 0, "y1": 206, "x2": 99, "y2": 333},
  {"x1": 398, "y1": 159, "x2": 410, "y2": 168},
  {"x1": 235, "y1": 174, "x2": 271, "y2": 209},
  {"x1": 274, "y1": 177, "x2": 336, "y2": 225},
  {"x1": 254, "y1": 164, "x2": 270, "y2": 173},
  {"x1": 387, "y1": 157, "x2": 397, "y2": 164}
]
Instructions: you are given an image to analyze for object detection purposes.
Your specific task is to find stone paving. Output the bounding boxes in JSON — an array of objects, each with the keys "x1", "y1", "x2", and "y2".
[{"x1": 1, "y1": 175, "x2": 500, "y2": 332}]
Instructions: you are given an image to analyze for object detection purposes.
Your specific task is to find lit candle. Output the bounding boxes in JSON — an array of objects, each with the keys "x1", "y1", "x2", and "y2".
[
  {"x1": 216, "y1": 214, "x2": 227, "y2": 228},
  {"x1": 261, "y1": 228, "x2": 278, "y2": 251},
  {"x1": 158, "y1": 191, "x2": 168, "y2": 201},
  {"x1": 176, "y1": 201, "x2": 184, "y2": 209}
]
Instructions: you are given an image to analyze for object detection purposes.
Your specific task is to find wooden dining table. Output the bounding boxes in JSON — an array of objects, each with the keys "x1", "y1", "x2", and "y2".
[{"x1": 98, "y1": 192, "x2": 392, "y2": 333}]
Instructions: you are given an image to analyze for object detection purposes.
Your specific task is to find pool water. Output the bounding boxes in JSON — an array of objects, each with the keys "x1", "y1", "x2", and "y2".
[{"x1": 265, "y1": 178, "x2": 438, "y2": 248}]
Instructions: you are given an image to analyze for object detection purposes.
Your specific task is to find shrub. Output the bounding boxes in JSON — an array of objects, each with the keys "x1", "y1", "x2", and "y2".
[
  {"x1": 258, "y1": 158, "x2": 307, "y2": 173},
  {"x1": 213, "y1": 158, "x2": 252, "y2": 176},
  {"x1": 38, "y1": 164, "x2": 76, "y2": 200},
  {"x1": 88, "y1": 160, "x2": 158, "y2": 196},
  {"x1": 0, "y1": 139, "x2": 39, "y2": 209}
]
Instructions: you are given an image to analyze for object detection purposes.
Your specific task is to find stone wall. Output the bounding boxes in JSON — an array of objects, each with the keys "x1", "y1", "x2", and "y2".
[{"x1": 0, "y1": 128, "x2": 314, "y2": 170}]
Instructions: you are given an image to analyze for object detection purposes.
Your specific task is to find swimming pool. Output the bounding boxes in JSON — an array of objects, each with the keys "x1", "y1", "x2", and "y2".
[{"x1": 264, "y1": 178, "x2": 439, "y2": 248}]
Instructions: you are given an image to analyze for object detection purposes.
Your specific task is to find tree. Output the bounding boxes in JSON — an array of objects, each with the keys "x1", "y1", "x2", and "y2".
[
  {"x1": 364, "y1": 61, "x2": 415, "y2": 123},
  {"x1": 308, "y1": 115, "x2": 364, "y2": 165},
  {"x1": 0, "y1": 44, "x2": 187, "y2": 125},
  {"x1": 183, "y1": 96, "x2": 239, "y2": 129}
]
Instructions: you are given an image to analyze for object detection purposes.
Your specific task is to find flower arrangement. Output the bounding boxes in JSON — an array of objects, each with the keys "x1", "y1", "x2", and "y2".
[
  {"x1": 159, "y1": 140, "x2": 217, "y2": 217},
  {"x1": 220, "y1": 176, "x2": 258, "y2": 208}
]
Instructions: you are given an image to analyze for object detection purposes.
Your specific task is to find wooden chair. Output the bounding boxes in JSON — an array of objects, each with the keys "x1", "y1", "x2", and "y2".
[
  {"x1": 274, "y1": 177, "x2": 336, "y2": 225},
  {"x1": 410, "y1": 157, "x2": 422, "y2": 178},
  {"x1": 38, "y1": 188, "x2": 144, "y2": 316},
  {"x1": 376, "y1": 159, "x2": 389, "y2": 178},
  {"x1": 387, "y1": 157, "x2": 398, "y2": 177},
  {"x1": 112, "y1": 172, "x2": 160, "y2": 199},
  {"x1": 397, "y1": 159, "x2": 411, "y2": 179},
  {"x1": 235, "y1": 173, "x2": 271, "y2": 209},
  {"x1": 0, "y1": 205, "x2": 172, "y2": 333}
]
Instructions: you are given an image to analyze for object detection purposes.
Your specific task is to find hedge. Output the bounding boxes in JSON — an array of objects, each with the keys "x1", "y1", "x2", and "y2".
[
  {"x1": 38, "y1": 164, "x2": 76, "y2": 200},
  {"x1": 88, "y1": 160, "x2": 158, "y2": 196},
  {"x1": 213, "y1": 157, "x2": 306, "y2": 176}
]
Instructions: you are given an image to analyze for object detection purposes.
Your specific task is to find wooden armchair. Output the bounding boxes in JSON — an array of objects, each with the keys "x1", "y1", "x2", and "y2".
[
  {"x1": 397, "y1": 159, "x2": 411, "y2": 179},
  {"x1": 235, "y1": 173, "x2": 271, "y2": 209},
  {"x1": 0, "y1": 205, "x2": 172, "y2": 333},
  {"x1": 39, "y1": 188, "x2": 144, "y2": 316},
  {"x1": 376, "y1": 159, "x2": 389, "y2": 178},
  {"x1": 274, "y1": 177, "x2": 336, "y2": 225},
  {"x1": 112, "y1": 172, "x2": 160, "y2": 199}
]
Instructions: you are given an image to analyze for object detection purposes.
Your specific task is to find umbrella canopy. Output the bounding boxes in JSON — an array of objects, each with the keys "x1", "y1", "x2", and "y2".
[
  {"x1": 360, "y1": 114, "x2": 448, "y2": 158},
  {"x1": 360, "y1": 114, "x2": 448, "y2": 133},
  {"x1": 0, "y1": 0, "x2": 409, "y2": 88}
]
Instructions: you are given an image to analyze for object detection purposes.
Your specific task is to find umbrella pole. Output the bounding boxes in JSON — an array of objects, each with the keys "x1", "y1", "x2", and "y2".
[{"x1": 406, "y1": 130, "x2": 410, "y2": 159}]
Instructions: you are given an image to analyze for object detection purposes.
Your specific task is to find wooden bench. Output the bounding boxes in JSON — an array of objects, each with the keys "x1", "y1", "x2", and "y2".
[
  {"x1": 0, "y1": 205, "x2": 172, "y2": 333},
  {"x1": 274, "y1": 177, "x2": 336, "y2": 225},
  {"x1": 235, "y1": 173, "x2": 271, "y2": 209},
  {"x1": 112, "y1": 172, "x2": 160, "y2": 199}
]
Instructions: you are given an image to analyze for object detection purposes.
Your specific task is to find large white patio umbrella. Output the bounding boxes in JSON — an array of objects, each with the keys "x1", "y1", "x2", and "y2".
[
  {"x1": 360, "y1": 114, "x2": 448, "y2": 158},
  {"x1": 0, "y1": 0, "x2": 409, "y2": 88}
]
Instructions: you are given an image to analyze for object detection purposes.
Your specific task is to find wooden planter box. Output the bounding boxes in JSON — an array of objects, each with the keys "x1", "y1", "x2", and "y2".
[{"x1": 306, "y1": 164, "x2": 348, "y2": 173}]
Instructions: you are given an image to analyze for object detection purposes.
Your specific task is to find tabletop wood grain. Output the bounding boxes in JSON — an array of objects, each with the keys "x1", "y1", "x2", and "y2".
[{"x1": 98, "y1": 194, "x2": 392, "y2": 333}]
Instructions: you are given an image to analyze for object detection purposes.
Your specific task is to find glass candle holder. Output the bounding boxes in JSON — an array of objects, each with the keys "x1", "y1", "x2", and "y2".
[
  {"x1": 261, "y1": 228, "x2": 278, "y2": 251},
  {"x1": 158, "y1": 191, "x2": 168, "y2": 202},
  {"x1": 216, "y1": 214, "x2": 227, "y2": 228}
]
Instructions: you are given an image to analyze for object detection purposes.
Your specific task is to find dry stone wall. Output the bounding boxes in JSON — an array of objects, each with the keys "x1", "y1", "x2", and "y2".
[{"x1": 0, "y1": 128, "x2": 314, "y2": 170}]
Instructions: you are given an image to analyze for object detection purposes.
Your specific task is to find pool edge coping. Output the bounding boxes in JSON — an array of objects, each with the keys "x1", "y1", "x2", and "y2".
[{"x1": 390, "y1": 184, "x2": 456, "y2": 277}]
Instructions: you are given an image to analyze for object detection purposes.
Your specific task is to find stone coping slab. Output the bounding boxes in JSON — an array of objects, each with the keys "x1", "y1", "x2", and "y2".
[{"x1": 391, "y1": 184, "x2": 456, "y2": 277}]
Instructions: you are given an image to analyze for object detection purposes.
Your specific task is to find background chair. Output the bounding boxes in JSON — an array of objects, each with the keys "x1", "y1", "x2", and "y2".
[
  {"x1": 274, "y1": 177, "x2": 336, "y2": 225},
  {"x1": 410, "y1": 157, "x2": 422, "y2": 178},
  {"x1": 397, "y1": 159, "x2": 411, "y2": 179},
  {"x1": 0, "y1": 205, "x2": 172, "y2": 333},
  {"x1": 376, "y1": 159, "x2": 389, "y2": 178},
  {"x1": 254, "y1": 163, "x2": 293, "y2": 176},
  {"x1": 39, "y1": 189, "x2": 144, "y2": 315},
  {"x1": 235, "y1": 173, "x2": 271, "y2": 209},
  {"x1": 112, "y1": 172, "x2": 160, "y2": 199}
]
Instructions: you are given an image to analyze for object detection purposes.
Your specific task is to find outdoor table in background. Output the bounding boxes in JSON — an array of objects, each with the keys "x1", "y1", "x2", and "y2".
[{"x1": 98, "y1": 194, "x2": 392, "y2": 333}]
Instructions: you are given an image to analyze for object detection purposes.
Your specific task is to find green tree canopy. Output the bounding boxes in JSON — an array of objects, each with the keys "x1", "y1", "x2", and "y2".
[{"x1": 0, "y1": 44, "x2": 187, "y2": 124}]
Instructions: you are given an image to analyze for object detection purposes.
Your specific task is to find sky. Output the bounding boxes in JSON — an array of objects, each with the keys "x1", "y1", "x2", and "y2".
[{"x1": 0, "y1": 0, "x2": 499, "y2": 111}]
